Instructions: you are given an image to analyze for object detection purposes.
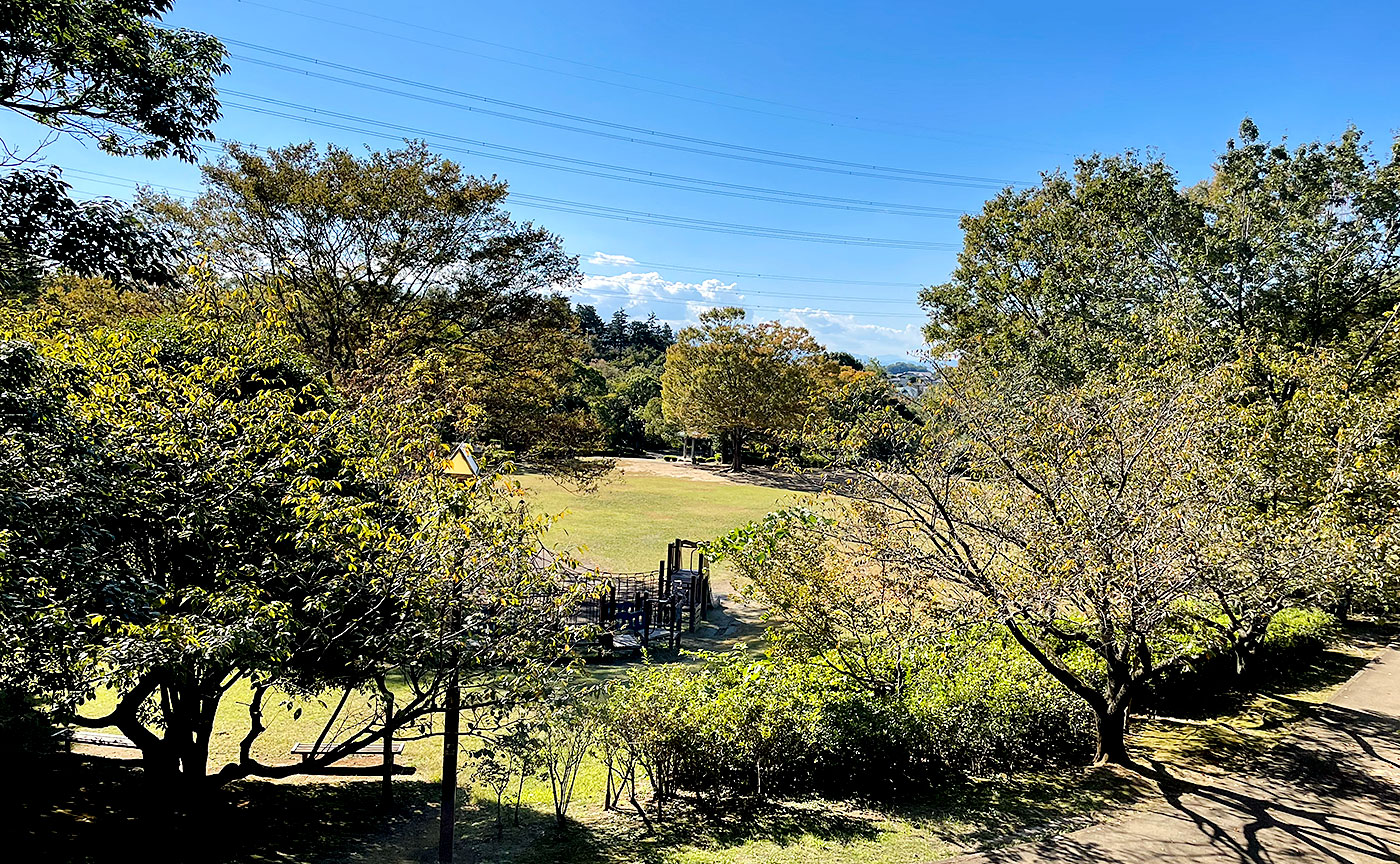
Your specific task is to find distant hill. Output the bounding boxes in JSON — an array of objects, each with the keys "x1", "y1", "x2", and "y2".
[{"x1": 884, "y1": 361, "x2": 930, "y2": 375}]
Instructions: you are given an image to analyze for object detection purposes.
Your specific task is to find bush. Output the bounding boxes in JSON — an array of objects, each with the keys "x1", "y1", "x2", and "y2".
[
  {"x1": 602, "y1": 633, "x2": 1097, "y2": 805},
  {"x1": 907, "y1": 633, "x2": 1095, "y2": 774},
  {"x1": 1142, "y1": 606, "x2": 1338, "y2": 714},
  {"x1": 1260, "y1": 607, "x2": 1337, "y2": 659}
]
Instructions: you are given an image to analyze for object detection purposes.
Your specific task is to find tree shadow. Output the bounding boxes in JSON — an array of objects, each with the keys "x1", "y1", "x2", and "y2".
[
  {"x1": 971, "y1": 697, "x2": 1400, "y2": 864},
  {"x1": 17, "y1": 752, "x2": 441, "y2": 864}
]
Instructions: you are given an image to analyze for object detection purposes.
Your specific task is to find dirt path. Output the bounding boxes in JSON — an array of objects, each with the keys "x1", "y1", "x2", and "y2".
[
  {"x1": 948, "y1": 642, "x2": 1400, "y2": 864},
  {"x1": 608, "y1": 456, "x2": 838, "y2": 492}
]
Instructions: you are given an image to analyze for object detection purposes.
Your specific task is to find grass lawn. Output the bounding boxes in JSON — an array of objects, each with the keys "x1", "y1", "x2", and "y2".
[{"x1": 516, "y1": 468, "x2": 801, "y2": 585}]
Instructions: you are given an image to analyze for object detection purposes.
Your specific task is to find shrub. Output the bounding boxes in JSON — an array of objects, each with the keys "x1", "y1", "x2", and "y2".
[
  {"x1": 1260, "y1": 607, "x2": 1337, "y2": 659},
  {"x1": 1142, "y1": 607, "x2": 1338, "y2": 714},
  {"x1": 601, "y1": 633, "x2": 1099, "y2": 806},
  {"x1": 906, "y1": 633, "x2": 1095, "y2": 774}
]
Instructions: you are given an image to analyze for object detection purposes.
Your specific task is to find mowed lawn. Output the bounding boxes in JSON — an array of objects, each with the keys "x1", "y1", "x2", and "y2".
[{"x1": 517, "y1": 468, "x2": 799, "y2": 583}]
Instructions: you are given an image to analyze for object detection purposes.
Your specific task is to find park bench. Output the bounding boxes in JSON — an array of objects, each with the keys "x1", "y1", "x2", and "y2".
[
  {"x1": 290, "y1": 741, "x2": 406, "y2": 762},
  {"x1": 289, "y1": 740, "x2": 414, "y2": 776}
]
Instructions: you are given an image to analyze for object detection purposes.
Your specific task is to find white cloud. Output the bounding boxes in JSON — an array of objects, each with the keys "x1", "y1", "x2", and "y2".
[
  {"x1": 575, "y1": 270, "x2": 737, "y2": 307},
  {"x1": 777, "y1": 307, "x2": 927, "y2": 362},
  {"x1": 574, "y1": 251, "x2": 925, "y2": 361},
  {"x1": 587, "y1": 252, "x2": 637, "y2": 267}
]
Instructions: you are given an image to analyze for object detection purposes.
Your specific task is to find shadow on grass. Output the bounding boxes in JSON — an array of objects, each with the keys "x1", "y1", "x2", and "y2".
[
  {"x1": 898, "y1": 768, "x2": 1148, "y2": 849},
  {"x1": 16, "y1": 752, "x2": 440, "y2": 864},
  {"x1": 22, "y1": 753, "x2": 1152, "y2": 864}
]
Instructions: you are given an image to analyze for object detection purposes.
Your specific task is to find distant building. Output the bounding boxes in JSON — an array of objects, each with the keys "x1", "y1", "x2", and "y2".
[{"x1": 889, "y1": 369, "x2": 938, "y2": 400}]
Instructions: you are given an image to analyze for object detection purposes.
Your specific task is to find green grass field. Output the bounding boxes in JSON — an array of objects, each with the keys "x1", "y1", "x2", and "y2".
[{"x1": 517, "y1": 469, "x2": 800, "y2": 585}]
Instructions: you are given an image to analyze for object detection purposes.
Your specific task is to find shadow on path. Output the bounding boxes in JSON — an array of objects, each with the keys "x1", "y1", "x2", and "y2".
[{"x1": 952, "y1": 644, "x2": 1400, "y2": 864}]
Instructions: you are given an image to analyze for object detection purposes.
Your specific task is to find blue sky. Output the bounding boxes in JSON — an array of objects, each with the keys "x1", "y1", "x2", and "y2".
[{"x1": 6, "y1": 0, "x2": 1399, "y2": 362}]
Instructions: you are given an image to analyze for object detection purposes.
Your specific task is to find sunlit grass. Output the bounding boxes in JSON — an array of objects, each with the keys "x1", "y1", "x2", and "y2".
[{"x1": 515, "y1": 470, "x2": 799, "y2": 584}]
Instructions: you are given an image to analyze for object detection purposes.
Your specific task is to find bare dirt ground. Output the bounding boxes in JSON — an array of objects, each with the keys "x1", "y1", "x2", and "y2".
[{"x1": 609, "y1": 455, "x2": 842, "y2": 493}]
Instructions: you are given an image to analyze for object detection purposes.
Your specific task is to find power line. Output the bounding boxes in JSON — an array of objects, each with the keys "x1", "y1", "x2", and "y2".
[
  {"x1": 224, "y1": 41, "x2": 1028, "y2": 188},
  {"x1": 507, "y1": 194, "x2": 953, "y2": 249},
  {"x1": 243, "y1": 0, "x2": 894, "y2": 126},
  {"x1": 220, "y1": 93, "x2": 963, "y2": 218},
  {"x1": 235, "y1": 0, "x2": 1064, "y2": 153},
  {"x1": 55, "y1": 168, "x2": 937, "y2": 309},
  {"x1": 214, "y1": 106, "x2": 955, "y2": 248}
]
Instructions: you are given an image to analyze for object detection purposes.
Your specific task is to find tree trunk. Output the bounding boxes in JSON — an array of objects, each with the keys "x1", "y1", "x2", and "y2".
[
  {"x1": 1092, "y1": 703, "x2": 1133, "y2": 766},
  {"x1": 730, "y1": 432, "x2": 745, "y2": 472}
]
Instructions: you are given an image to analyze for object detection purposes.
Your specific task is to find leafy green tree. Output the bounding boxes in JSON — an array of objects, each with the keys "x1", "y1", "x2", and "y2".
[
  {"x1": 923, "y1": 122, "x2": 1400, "y2": 381},
  {"x1": 575, "y1": 304, "x2": 606, "y2": 347},
  {"x1": 813, "y1": 359, "x2": 1242, "y2": 765},
  {"x1": 0, "y1": 0, "x2": 227, "y2": 163},
  {"x1": 0, "y1": 301, "x2": 569, "y2": 797},
  {"x1": 0, "y1": 337, "x2": 115, "y2": 696},
  {"x1": 0, "y1": 166, "x2": 177, "y2": 296},
  {"x1": 147, "y1": 141, "x2": 600, "y2": 457},
  {"x1": 661, "y1": 308, "x2": 833, "y2": 471}
]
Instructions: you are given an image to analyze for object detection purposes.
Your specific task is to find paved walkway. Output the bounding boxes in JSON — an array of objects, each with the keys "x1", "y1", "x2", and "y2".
[{"x1": 951, "y1": 642, "x2": 1400, "y2": 864}]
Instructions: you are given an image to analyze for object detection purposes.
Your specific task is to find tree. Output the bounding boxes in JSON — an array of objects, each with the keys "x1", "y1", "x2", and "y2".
[
  {"x1": 0, "y1": 337, "x2": 116, "y2": 697},
  {"x1": 923, "y1": 121, "x2": 1400, "y2": 625},
  {"x1": 146, "y1": 141, "x2": 599, "y2": 456},
  {"x1": 661, "y1": 308, "x2": 833, "y2": 471},
  {"x1": 815, "y1": 360, "x2": 1235, "y2": 765},
  {"x1": 575, "y1": 304, "x2": 606, "y2": 347},
  {"x1": 922, "y1": 122, "x2": 1400, "y2": 381},
  {"x1": 0, "y1": 301, "x2": 570, "y2": 798},
  {"x1": 713, "y1": 507, "x2": 943, "y2": 697},
  {"x1": 1, "y1": 166, "x2": 178, "y2": 295},
  {"x1": 0, "y1": 0, "x2": 227, "y2": 163}
]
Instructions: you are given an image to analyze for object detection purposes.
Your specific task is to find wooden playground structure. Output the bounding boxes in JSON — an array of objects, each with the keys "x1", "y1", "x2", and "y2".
[{"x1": 559, "y1": 539, "x2": 714, "y2": 657}]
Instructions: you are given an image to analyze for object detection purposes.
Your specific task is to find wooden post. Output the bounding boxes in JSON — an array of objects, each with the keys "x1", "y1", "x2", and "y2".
[
  {"x1": 699, "y1": 552, "x2": 709, "y2": 613},
  {"x1": 382, "y1": 688, "x2": 395, "y2": 807},
  {"x1": 438, "y1": 666, "x2": 459, "y2": 863}
]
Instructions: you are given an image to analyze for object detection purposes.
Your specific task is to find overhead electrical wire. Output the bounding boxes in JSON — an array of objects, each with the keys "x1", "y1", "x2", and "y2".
[
  {"x1": 213, "y1": 108, "x2": 953, "y2": 249},
  {"x1": 234, "y1": 0, "x2": 1063, "y2": 153},
  {"x1": 56, "y1": 168, "x2": 931, "y2": 316},
  {"x1": 230, "y1": 0, "x2": 893, "y2": 133},
  {"x1": 493, "y1": 194, "x2": 951, "y2": 249},
  {"x1": 219, "y1": 93, "x2": 963, "y2": 218},
  {"x1": 223, "y1": 40, "x2": 1027, "y2": 188},
  {"x1": 237, "y1": 0, "x2": 910, "y2": 128}
]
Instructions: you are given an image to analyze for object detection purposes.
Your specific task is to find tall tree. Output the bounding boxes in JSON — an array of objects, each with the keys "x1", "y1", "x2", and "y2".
[
  {"x1": 921, "y1": 120, "x2": 1400, "y2": 625},
  {"x1": 815, "y1": 360, "x2": 1231, "y2": 764},
  {"x1": 0, "y1": 302, "x2": 568, "y2": 797},
  {"x1": 921, "y1": 122, "x2": 1400, "y2": 380},
  {"x1": 146, "y1": 141, "x2": 598, "y2": 456},
  {"x1": 661, "y1": 307, "x2": 832, "y2": 471},
  {"x1": 0, "y1": 0, "x2": 227, "y2": 163}
]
